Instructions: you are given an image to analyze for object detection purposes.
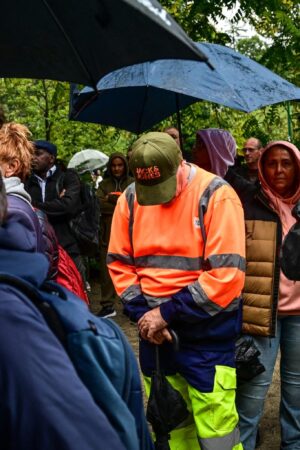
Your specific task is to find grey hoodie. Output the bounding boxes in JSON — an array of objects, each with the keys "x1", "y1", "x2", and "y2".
[{"x1": 4, "y1": 176, "x2": 32, "y2": 205}]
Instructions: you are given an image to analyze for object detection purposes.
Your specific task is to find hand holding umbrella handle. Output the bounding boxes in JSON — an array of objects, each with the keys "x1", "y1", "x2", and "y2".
[
  {"x1": 155, "y1": 328, "x2": 179, "y2": 371},
  {"x1": 169, "y1": 329, "x2": 179, "y2": 351}
]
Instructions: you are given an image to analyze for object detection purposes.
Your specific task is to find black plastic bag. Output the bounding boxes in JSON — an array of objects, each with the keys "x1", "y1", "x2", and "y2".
[
  {"x1": 235, "y1": 336, "x2": 265, "y2": 382},
  {"x1": 146, "y1": 334, "x2": 189, "y2": 450}
]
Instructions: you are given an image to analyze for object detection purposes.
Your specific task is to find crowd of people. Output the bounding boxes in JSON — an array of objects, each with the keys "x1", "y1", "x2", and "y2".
[{"x1": 0, "y1": 115, "x2": 299, "y2": 450}]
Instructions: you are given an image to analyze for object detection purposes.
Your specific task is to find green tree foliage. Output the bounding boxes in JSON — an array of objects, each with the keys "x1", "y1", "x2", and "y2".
[
  {"x1": 0, "y1": 78, "x2": 135, "y2": 162},
  {"x1": 0, "y1": 0, "x2": 298, "y2": 162}
]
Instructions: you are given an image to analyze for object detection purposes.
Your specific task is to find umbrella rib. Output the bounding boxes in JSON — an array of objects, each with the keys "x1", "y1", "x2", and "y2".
[
  {"x1": 43, "y1": 0, "x2": 97, "y2": 89},
  {"x1": 73, "y1": 91, "x2": 100, "y2": 119}
]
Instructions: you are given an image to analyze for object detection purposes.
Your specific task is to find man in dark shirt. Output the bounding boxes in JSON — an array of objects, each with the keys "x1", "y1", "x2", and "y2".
[{"x1": 25, "y1": 140, "x2": 86, "y2": 281}]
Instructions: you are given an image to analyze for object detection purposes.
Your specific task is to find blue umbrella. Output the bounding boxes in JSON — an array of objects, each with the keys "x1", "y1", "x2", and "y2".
[{"x1": 70, "y1": 42, "x2": 300, "y2": 133}]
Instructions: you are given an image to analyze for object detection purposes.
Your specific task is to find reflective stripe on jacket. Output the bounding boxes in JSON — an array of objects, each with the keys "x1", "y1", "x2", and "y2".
[{"x1": 108, "y1": 166, "x2": 245, "y2": 319}]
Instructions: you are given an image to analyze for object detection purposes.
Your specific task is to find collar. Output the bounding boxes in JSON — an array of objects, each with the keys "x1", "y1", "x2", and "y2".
[{"x1": 34, "y1": 165, "x2": 57, "y2": 182}]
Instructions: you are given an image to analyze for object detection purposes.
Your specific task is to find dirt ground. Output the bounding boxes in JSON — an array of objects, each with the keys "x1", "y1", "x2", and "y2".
[{"x1": 90, "y1": 278, "x2": 281, "y2": 449}]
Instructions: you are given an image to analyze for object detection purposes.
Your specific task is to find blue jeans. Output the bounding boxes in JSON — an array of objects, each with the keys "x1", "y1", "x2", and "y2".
[{"x1": 236, "y1": 316, "x2": 300, "y2": 450}]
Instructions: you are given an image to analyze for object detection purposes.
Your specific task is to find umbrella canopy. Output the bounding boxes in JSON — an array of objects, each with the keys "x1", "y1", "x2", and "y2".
[
  {"x1": 70, "y1": 42, "x2": 300, "y2": 133},
  {"x1": 0, "y1": 0, "x2": 209, "y2": 86},
  {"x1": 68, "y1": 149, "x2": 109, "y2": 173}
]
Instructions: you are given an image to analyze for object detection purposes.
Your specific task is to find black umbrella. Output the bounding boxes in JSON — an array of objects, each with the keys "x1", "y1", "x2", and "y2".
[
  {"x1": 146, "y1": 332, "x2": 189, "y2": 450},
  {"x1": 0, "y1": 0, "x2": 209, "y2": 86}
]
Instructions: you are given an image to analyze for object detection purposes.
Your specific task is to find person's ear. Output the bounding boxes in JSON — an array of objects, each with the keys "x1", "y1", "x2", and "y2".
[{"x1": 3, "y1": 159, "x2": 20, "y2": 178}]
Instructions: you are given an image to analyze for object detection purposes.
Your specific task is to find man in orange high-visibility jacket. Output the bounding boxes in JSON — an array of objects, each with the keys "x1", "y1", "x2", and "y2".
[{"x1": 108, "y1": 132, "x2": 245, "y2": 450}]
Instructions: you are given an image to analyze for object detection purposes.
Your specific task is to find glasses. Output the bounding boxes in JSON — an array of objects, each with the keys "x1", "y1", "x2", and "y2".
[{"x1": 242, "y1": 147, "x2": 259, "y2": 153}]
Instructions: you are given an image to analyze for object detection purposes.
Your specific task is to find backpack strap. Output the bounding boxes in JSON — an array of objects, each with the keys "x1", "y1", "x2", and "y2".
[{"x1": 0, "y1": 273, "x2": 67, "y2": 346}]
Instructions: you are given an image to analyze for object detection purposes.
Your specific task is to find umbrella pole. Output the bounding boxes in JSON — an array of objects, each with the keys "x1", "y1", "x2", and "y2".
[
  {"x1": 175, "y1": 94, "x2": 184, "y2": 152},
  {"x1": 286, "y1": 101, "x2": 293, "y2": 141}
]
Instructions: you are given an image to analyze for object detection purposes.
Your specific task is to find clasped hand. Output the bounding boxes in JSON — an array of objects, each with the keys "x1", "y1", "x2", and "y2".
[{"x1": 138, "y1": 308, "x2": 172, "y2": 344}]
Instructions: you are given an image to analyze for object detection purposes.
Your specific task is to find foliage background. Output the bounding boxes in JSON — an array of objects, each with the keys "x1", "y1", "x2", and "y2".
[{"x1": 0, "y1": 0, "x2": 299, "y2": 163}]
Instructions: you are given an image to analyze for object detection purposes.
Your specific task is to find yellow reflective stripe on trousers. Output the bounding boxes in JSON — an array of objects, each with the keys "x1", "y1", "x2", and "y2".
[{"x1": 144, "y1": 366, "x2": 243, "y2": 450}]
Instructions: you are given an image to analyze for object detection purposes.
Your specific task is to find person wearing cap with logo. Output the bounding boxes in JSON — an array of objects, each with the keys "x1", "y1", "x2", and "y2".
[
  {"x1": 107, "y1": 131, "x2": 246, "y2": 450},
  {"x1": 25, "y1": 140, "x2": 86, "y2": 282}
]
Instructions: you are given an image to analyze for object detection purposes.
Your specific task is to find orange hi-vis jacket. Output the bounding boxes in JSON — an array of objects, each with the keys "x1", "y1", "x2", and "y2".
[{"x1": 108, "y1": 165, "x2": 245, "y2": 329}]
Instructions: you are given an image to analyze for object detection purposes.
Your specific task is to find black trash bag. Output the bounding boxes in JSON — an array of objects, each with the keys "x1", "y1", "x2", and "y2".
[
  {"x1": 146, "y1": 334, "x2": 189, "y2": 450},
  {"x1": 235, "y1": 336, "x2": 265, "y2": 382},
  {"x1": 280, "y1": 202, "x2": 300, "y2": 281}
]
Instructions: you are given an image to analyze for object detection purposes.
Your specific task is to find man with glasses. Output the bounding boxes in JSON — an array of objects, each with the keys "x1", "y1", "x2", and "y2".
[{"x1": 235, "y1": 137, "x2": 263, "y2": 183}]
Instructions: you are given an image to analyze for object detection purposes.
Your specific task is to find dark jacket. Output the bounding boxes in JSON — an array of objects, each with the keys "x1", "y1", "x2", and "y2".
[
  {"x1": 96, "y1": 153, "x2": 133, "y2": 246},
  {"x1": 233, "y1": 164, "x2": 259, "y2": 184},
  {"x1": 25, "y1": 167, "x2": 81, "y2": 257},
  {"x1": 0, "y1": 222, "x2": 125, "y2": 449}
]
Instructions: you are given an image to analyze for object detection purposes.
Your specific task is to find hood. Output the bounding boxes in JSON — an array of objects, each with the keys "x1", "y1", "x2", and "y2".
[
  {"x1": 4, "y1": 176, "x2": 32, "y2": 204},
  {"x1": 106, "y1": 152, "x2": 129, "y2": 179},
  {"x1": 1, "y1": 195, "x2": 45, "y2": 253},
  {"x1": 0, "y1": 248, "x2": 49, "y2": 288},
  {"x1": 258, "y1": 140, "x2": 300, "y2": 202},
  {"x1": 196, "y1": 129, "x2": 236, "y2": 177}
]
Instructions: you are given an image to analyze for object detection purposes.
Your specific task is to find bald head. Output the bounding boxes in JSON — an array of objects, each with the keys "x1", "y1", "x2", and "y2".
[
  {"x1": 163, "y1": 127, "x2": 180, "y2": 148},
  {"x1": 242, "y1": 137, "x2": 262, "y2": 169}
]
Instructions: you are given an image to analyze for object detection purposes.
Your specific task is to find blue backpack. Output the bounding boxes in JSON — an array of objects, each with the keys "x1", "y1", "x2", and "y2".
[{"x1": 0, "y1": 273, "x2": 153, "y2": 450}]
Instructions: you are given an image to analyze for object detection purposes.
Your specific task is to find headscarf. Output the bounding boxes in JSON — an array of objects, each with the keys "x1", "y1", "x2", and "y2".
[
  {"x1": 196, "y1": 128, "x2": 236, "y2": 177},
  {"x1": 258, "y1": 141, "x2": 300, "y2": 235}
]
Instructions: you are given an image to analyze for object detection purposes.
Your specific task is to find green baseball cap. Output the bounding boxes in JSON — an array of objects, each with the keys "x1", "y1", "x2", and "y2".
[{"x1": 130, "y1": 132, "x2": 182, "y2": 206}]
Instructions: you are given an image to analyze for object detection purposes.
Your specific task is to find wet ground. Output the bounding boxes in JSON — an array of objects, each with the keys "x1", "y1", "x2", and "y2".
[{"x1": 90, "y1": 278, "x2": 281, "y2": 449}]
